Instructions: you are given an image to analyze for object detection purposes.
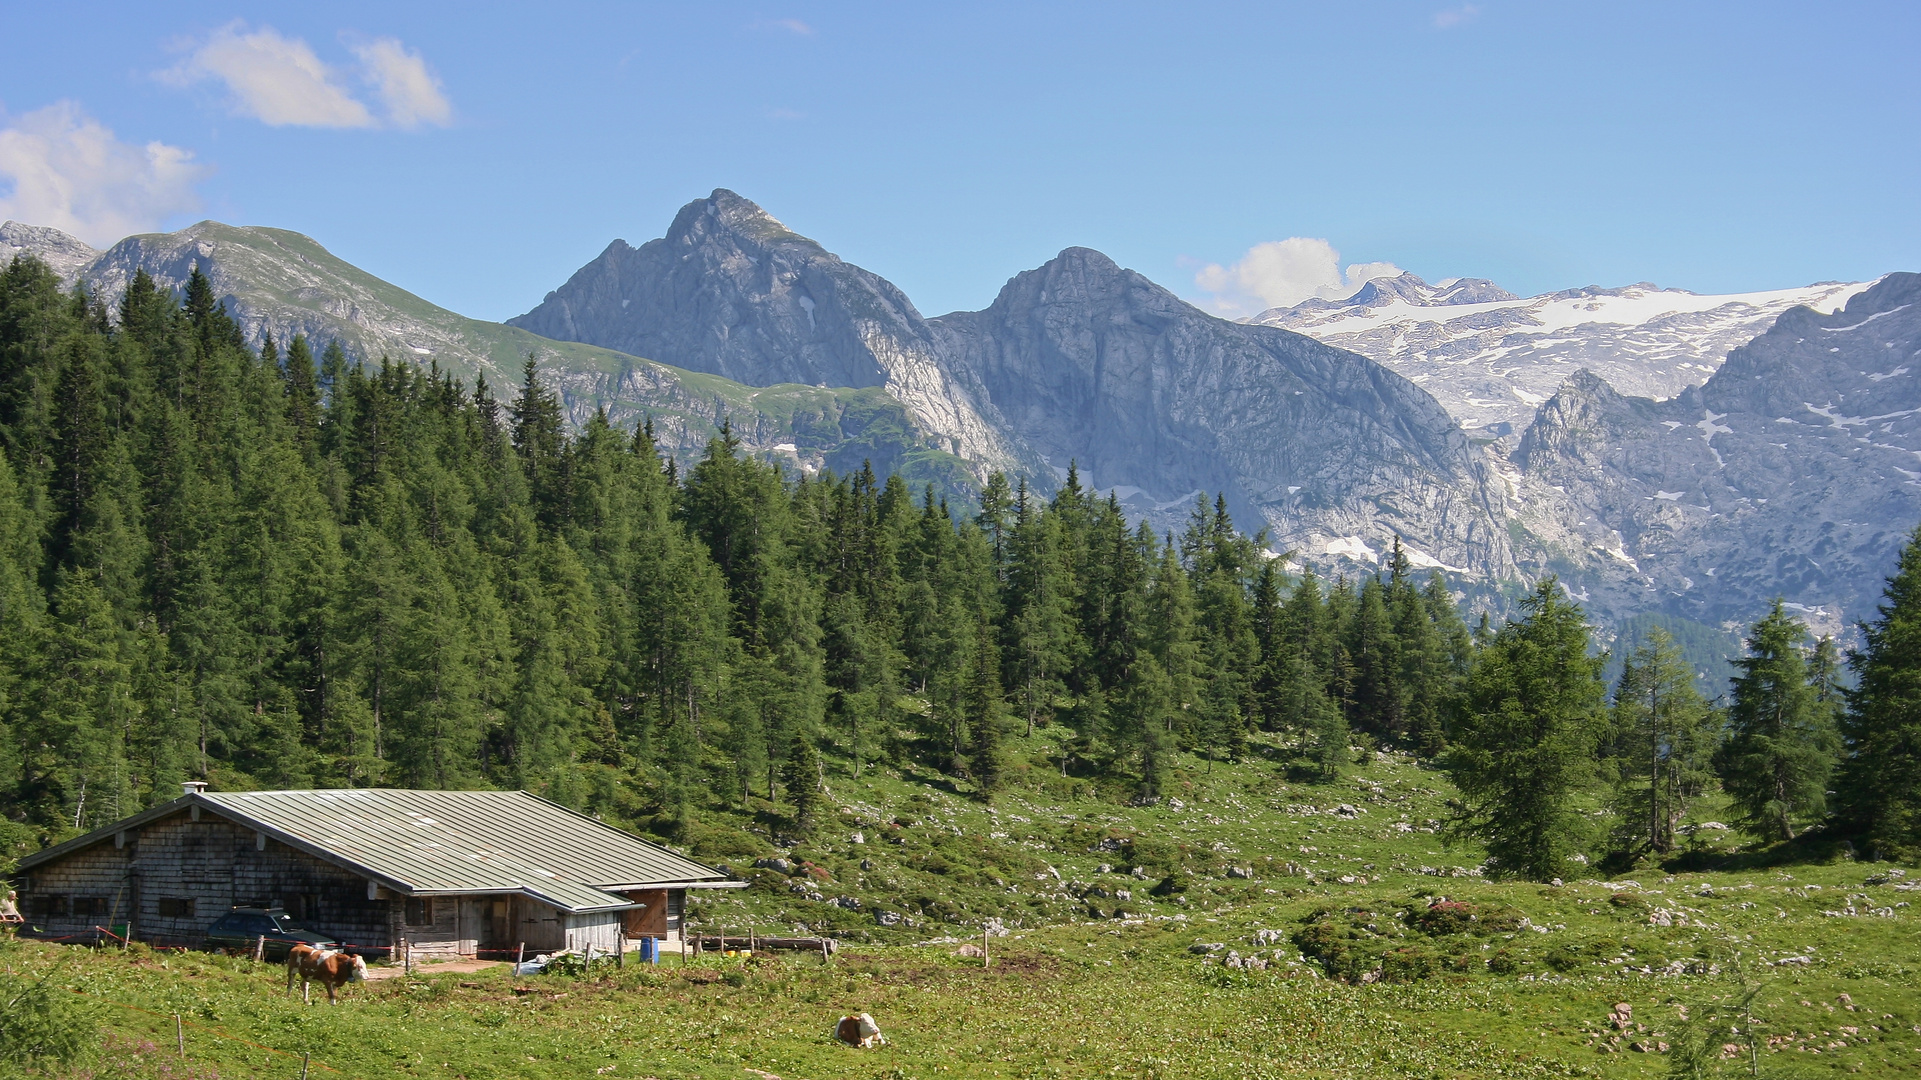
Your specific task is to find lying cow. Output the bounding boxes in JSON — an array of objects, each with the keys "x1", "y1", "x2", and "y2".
[{"x1": 285, "y1": 943, "x2": 367, "y2": 1004}]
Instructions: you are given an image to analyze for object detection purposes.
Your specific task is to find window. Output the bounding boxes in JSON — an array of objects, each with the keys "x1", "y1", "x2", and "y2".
[
  {"x1": 285, "y1": 894, "x2": 322, "y2": 922},
  {"x1": 72, "y1": 896, "x2": 110, "y2": 917},
  {"x1": 403, "y1": 897, "x2": 434, "y2": 926},
  {"x1": 31, "y1": 895, "x2": 66, "y2": 917},
  {"x1": 157, "y1": 897, "x2": 194, "y2": 918}
]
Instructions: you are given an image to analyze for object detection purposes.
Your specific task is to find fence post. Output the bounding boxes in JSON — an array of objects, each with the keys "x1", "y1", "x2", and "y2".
[
  {"x1": 616, "y1": 932, "x2": 624, "y2": 969},
  {"x1": 300, "y1": 1052, "x2": 311, "y2": 1079},
  {"x1": 402, "y1": 937, "x2": 411, "y2": 976},
  {"x1": 175, "y1": 1013, "x2": 183, "y2": 1056},
  {"x1": 516, "y1": 941, "x2": 524, "y2": 969},
  {"x1": 254, "y1": 935, "x2": 266, "y2": 963},
  {"x1": 984, "y1": 926, "x2": 990, "y2": 968}
]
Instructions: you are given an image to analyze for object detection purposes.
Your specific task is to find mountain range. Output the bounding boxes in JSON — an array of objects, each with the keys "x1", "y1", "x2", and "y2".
[
  {"x1": 1252, "y1": 272, "x2": 1868, "y2": 444},
  {"x1": 5, "y1": 194, "x2": 1915, "y2": 639}
]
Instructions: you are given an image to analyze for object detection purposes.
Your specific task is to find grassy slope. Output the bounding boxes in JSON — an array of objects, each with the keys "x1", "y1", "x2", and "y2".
[{"x1": 8, "y1": 735, "x2": 1918, "y2": 1079}]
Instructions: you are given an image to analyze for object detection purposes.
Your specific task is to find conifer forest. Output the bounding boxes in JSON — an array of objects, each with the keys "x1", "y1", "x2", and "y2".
[{"x1": 2, "y1": 252, "x2": 1919, "y2": 874}]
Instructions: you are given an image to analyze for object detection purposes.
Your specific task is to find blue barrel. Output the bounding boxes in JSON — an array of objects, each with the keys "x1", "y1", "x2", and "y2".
[{"x1": 638, "y1": 937, "x2": 659, "y2": 964}]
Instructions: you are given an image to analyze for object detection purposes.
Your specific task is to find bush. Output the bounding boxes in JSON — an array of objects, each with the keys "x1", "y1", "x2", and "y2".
[
  {"x1": 1407, "y1": 898, "x2": 1525, "y2": 937},
  {"x1": 1486, "y1": 948, "x2": 1529, "y2": 975},
  {"x1": 0, "y1": 964, "x2": 96, "y2": 1072}
]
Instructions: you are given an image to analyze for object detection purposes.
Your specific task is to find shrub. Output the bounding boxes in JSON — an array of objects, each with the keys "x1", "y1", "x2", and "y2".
[{"x1": 0, "y1": 964, "x2": 96, "y2": 1072}]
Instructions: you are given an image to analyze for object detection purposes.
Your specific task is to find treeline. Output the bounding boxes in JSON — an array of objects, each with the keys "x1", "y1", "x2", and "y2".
[
  {"x1": 0, "y1": 255, "x2": 1470, "y2": 847},
  {"x1": 0, "y1": 252, "x2": 1917, "y2": 876}
]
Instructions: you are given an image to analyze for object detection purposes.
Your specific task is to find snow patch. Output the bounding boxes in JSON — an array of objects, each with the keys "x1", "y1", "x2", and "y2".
[{"x1": 1322, "y1": 536, "x2": 1378, "y2": 562}]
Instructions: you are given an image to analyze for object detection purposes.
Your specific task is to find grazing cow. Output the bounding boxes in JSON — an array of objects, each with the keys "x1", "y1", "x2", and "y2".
[{"x1": 286, "y1": 943, "x2": 367, "y2": 1004}]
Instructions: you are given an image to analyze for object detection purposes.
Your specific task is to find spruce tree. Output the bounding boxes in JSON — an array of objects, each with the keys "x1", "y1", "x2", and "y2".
[
  {"x1": 1446, "y1": 579, "x2": 1609, "y2": 880},
  {"x1": 1837, "y1": 527, "x2": 1921, "y2": 857},
  {"x1": 1609, "y1": 628, "x2": 1714, "y2": 856},
  {"x1": 782, "y1": 730, "x2": 822, "y2": 831},
  {"x1": 1718, "y1": 601, "x2": 1838, "y2": 842}
]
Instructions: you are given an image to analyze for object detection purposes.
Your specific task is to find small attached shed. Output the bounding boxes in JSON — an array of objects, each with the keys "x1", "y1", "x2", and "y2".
[{"x1": 12, "y1": 785, "x2": 742, "y2": 959}]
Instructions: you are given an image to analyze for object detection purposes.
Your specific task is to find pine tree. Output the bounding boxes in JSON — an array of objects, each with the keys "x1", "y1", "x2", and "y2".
[
  {"x1": 1446, "y1": 579, "x2": 1609, "y2": 880},
  {"x1": 1718, "y1": 601, "x2": 1838, "y2": 842},
  {"x1": 1609, "y1": 628, "x2": 1714, "y2": 856},
  {"x1": 782, "y1": 730, "x2": 822, "y2": 831},
  {"x1": 1836, "y1": 526, "x2": 1921, "y2": 857}
]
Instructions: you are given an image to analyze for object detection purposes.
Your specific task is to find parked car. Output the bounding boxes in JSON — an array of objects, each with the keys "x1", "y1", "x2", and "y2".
[{"x1": 203, "y1": 908, "x2": 342, "y2": 960}]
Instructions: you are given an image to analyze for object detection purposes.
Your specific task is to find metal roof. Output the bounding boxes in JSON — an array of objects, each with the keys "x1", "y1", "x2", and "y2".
[{"x1": 17, "y1": 789, "x2": 741, "y2": 913}]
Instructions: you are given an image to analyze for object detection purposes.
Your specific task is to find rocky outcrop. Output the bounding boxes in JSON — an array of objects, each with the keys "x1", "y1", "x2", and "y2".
[
  {"x1": 510, "y1": 190, "x2": 1033, "y2": 476},
  {"x1": 1507, "y1": 273, "x2": 1921, "y2": 635},
  {"x1": 2, "y1": 221, "x2": 99, "y2": 283},
  {"x1": 930, "y1": 249, "x2": 1516, "y2": 575}
]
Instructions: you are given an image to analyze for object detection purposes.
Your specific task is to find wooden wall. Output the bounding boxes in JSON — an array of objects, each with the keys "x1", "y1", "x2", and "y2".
[{"x1": 17, "y1": 809, "x2": 392, "y2": 953}]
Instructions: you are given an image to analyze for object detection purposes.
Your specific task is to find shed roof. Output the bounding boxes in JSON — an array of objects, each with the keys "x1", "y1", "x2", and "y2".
[{"x1": 17, "y1": 789, "x2": 740, "y2": 913}]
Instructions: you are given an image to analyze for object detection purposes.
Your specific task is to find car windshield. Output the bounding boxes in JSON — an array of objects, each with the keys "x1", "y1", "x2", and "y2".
[{"x1": 268, "y1": 914, "x2": 298, "y2": 932}]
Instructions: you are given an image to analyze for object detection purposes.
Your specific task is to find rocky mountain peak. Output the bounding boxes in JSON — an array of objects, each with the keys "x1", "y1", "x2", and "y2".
[
  {"x1": 670, "y1": 188, "x2": 817, "y2": 250},
  {"x1": 2, "y1": 220, "x2": 101, "y2": 284}
]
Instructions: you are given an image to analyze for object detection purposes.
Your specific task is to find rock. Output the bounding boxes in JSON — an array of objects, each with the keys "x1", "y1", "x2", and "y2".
[
  {"x1": 1508, "y1": 275, "x2": 1921, "y2": 634},
  {"x1": 1610, "y1": 1003, "x2": 1633, "y2": 1031},
  {"x1": 859, "y1": 859, "x2": 875, "y2": 871},
  {"x1": 1225, "y1": 866, "x2": 1254, "y2": 879},
  {"x1": 956, "y1": 943, "x2": 985, "y2": 957},
  {"x1": 830, "y1": 896, "x2": 861, "y2": 910},
  {"x1": 754, "y1": 857, "x2": 796, "y2": 874},
  {"x1": 833, "y1": 1013, "x2": 886, "y2": 1048},
  {"x1": 874, "y1": 911, "x2": 903, "y2": 927},
  {"x1": 1189, "y1": 942, "x2": 1226, "y2": 955},
  {"x1": 1252, "y1": 929, "x2": 1287, "y2": 947}
]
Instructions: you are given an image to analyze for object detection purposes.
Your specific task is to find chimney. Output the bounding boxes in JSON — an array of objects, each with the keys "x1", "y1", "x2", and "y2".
[{"x1": 182, "y1": 781, "x2": 208, "y2": 796}]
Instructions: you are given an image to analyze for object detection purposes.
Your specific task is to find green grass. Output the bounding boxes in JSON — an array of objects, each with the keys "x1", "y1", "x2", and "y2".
[{"x1": 9, "y1": 735, "x2": 1919, "y2": 1078}]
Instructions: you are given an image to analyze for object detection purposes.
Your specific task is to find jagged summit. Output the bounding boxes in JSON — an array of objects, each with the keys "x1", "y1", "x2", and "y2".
[{"x1": 510, "y1": 191, "x2": 1029, "y2": 474}]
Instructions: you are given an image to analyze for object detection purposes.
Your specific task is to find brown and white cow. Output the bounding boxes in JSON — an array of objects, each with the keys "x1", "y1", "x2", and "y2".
[{"x1": 285, "y1": 943, "x2": 367, "y2": 1004}]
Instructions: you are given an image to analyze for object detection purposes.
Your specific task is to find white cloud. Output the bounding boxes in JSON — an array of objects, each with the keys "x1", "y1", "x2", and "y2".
[
  {"x1": 1192, "y1": 238, "x2": 1405, "y2": 318},
  {"x1": 162, "y1": 22, "x2": 374, "y2": 127},
  {"x1": 350, "y1": 37, "x2": 453, "y2": 129},
  {"x1": 162, "y1": 22, "x2": 451, "y2": 130},
  {"x1": 755, "y1": 18, "x2": 816, "y2": 35},
  {"x1": 0, "y1": 102, "x2": 207, "y2": 246},
  {"x1": 1433, "y1": 4, "x2": 1481, "y2": 29}
]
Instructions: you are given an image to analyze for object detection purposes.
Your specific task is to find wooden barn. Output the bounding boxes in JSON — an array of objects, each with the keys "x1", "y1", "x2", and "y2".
[{"x1": 10, "y1": 783, "x2": 741, "y2": 959}]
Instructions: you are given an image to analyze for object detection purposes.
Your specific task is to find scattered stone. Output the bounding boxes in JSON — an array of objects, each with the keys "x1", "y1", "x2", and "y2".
[
  {"x1": 956, "y1": 943, "x2": 985, "y2": 957},
  {"x1": 1225, "y1": 866, "x2": 1254, "y2": 879},
  {"x1": 875, "y1": 911, "x2": 903, "y2": 927},
  {"x1": 754, "y1": 857, "x2": 795, "y2": 874},
  {"x1": 1189, "y1": 942, "x2": 1226, "y2": 954},
  {"x1": 830, "y1": 896, "x2": 861, "y2": 910},
  {"x1": 1252, "y1": 928, "x2": 1286, "y2": 947}
]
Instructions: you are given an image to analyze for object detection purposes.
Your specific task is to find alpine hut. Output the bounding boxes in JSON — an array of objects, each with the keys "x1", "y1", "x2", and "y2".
[{"x1": 10, "y1": 784, "x2": 742, "y2": 958}]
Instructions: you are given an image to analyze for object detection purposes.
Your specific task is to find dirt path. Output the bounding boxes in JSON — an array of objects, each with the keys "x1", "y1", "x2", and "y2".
[{"x1": 364, "y1": 958, "x2": 504, "y2": 981}]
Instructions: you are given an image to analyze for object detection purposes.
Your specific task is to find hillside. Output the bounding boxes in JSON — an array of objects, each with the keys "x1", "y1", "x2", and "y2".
[{"x1": 5, "y1": 741, "x2": 1917, "y2": 1078}]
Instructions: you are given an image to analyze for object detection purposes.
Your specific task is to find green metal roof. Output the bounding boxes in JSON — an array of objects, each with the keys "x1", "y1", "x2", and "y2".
[{"x1": 19, "y1": 789, "x2": 740, "y2": 913}]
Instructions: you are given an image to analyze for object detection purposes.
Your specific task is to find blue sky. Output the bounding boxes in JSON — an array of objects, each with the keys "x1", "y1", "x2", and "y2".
[{"x1": 2, "y1": 1, "x2": 1917, "y2": 321}]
